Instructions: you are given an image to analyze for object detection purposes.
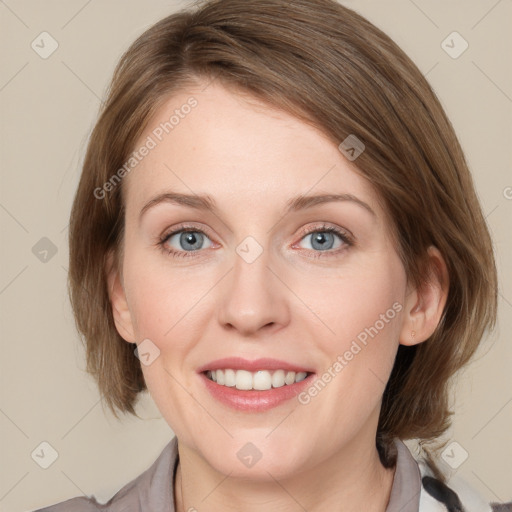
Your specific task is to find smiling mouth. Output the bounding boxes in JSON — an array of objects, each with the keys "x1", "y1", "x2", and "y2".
[{"x1": 203, "y1": 369, "x2": 313, "y2": 391}]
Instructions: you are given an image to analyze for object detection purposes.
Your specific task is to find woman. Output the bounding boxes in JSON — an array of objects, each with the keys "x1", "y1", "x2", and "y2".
[{"x1": 34, "y1": 0, "x2": 509, "y2": 510}]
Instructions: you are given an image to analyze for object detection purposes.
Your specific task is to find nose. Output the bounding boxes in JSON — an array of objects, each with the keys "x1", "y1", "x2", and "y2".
[{"x1": 217, "y1": 244, "x2": 291, "y2": 337}]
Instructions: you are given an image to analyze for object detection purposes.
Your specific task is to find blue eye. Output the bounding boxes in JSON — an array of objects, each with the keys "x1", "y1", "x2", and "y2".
[
  {"x1": 157, "y1": 223, "x2": 353, "y2": 259},
  {"x1": 292, "y1": 224, "x2": 353, "y2": 259},
  {"x1": 300, "y1": 229, "x2": 343, "y2": 251},
  {"x1": 159, "y1": 228, "x2": 213, "y2": 257}
]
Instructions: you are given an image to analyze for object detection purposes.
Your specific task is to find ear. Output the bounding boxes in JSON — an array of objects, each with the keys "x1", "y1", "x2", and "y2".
[
  {"x1": 399, "y1": 246, "x2": 449, "y2": 346},
  {"x1": 105, "y1": 250, "x2": 136, "y2": 343}
]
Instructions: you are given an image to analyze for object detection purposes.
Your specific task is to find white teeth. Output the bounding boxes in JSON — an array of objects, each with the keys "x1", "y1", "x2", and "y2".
[
  {"x1": 284, "y1": 371, "x2": 296, "y2": 385},
  {"x1": 271, "y1": 369, "x2": 285, "y2": 388},
  {"x1": 295, "y1": 371, "x2": 308, "y2": 382},
  {"x1": 206, "y1": 369, "x2": 310, "y2": 390},
  {"x1": 224, "y1": 369, "x2": 236, "y2": 387},
  {"x1": 236, "y1": 370, "x2": 254, "y2": 390}
]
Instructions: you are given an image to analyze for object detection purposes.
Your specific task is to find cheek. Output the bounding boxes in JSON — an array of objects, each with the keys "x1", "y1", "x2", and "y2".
[
  {"x1": 123, "y1": 252, "x2": 205, "y2": 420},
  {"x1": 296, "y1": 254, "x2": 406, "y2": 349},
  {"x1": 123, "y1": 245, "x2": 201, "y2": 340},
  {"x1": 337, "y1": 275, "x2": 403, "y2": 348},
  {"x1": 122, "y1": 254, "x2": 216, "y2": 407},
  {"x1": 297, "y1": 253, "x2": 407, "y2": 408},
  {"x1": 295, "y1": 262, "x2": 405, "y2": 426}
]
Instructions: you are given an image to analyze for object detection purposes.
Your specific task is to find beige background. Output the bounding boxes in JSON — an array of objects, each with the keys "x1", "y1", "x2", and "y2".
[{"x1": 0, "y1": 1, "x2": 511, "y2": 510}]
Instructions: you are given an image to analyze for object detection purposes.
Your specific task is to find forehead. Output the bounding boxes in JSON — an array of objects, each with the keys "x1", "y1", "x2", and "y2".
[{"x1": 123, "y1": 81, "x2": 381, "y2": 218}]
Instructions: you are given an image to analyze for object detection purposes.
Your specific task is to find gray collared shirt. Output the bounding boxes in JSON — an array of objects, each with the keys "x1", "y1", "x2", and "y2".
[{"x1": 34, "y1": 436, "x2": 422, "y2": 511}]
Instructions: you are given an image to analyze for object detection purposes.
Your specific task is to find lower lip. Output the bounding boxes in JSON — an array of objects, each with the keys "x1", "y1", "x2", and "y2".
[{"x1": 199, "y1": 372, "x2": 315, "y2": 412}]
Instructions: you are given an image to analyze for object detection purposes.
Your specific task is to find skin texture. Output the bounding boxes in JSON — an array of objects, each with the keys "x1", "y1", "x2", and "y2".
[{"x1": 107, "y1": 80, "x2": 449, "y2": 512}]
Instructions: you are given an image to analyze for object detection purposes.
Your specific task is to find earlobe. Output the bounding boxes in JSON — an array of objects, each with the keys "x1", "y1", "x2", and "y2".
[
  {"x1": 399, "y1": 246, "x2": 449, "y2": 346},
  {"x1": 105, "y1": 250, "x2": 136, "y2": 343}
]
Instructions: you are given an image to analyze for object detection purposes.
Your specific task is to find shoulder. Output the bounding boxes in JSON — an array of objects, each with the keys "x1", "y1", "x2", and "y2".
[
  {"x1": 30, "y1": 496, "x2": 103, "y2": 512},
  {"x1": 31, "y1": 436, "x2": 179, "y2": 512}
]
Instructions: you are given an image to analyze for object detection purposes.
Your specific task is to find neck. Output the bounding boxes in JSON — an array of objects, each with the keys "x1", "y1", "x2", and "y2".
[{"x1": 173, "y1": 435, "x2": 396, "y2": 512}]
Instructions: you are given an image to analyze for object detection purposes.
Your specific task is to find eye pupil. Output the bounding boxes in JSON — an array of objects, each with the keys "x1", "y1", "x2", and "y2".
[
  {"x1": 311, "y1": 231, "x2": 335, "y2": 251},
  {"x1": 180, "y1": 231, "x2": 203, "y2": 250}
]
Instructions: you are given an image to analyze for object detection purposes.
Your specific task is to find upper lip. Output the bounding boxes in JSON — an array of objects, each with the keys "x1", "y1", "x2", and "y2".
[{"x1": 197, "y1": 357, "x2": 315, "y2": 374}]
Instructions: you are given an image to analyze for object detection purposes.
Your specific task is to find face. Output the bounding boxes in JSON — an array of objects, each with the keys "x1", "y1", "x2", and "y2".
[{"x1": 110, "y1": 80, "x2": 412, "y2": 480}]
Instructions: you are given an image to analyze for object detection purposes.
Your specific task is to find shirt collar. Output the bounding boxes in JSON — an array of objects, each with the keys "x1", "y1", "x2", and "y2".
[{"x1": 385, "y1": 438, "x2": 422, "y2": 511}]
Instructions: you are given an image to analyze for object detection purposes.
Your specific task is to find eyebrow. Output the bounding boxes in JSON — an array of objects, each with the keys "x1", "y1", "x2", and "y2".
[{"x1": 138, "y1": 191, "x2": 376, "y2": 223}]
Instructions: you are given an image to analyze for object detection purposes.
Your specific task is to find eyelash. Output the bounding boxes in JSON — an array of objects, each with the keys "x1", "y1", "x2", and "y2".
[{"x1": 156, "y1": 223, "x2": 354, "y2": 260}]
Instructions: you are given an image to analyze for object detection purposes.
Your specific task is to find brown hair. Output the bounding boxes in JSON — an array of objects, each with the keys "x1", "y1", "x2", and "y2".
[{"x1": 67, "y1": 0, "x2": 497, "y2": 477}]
